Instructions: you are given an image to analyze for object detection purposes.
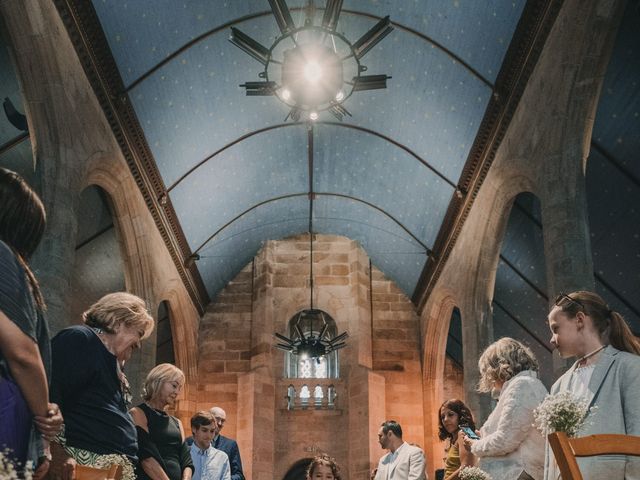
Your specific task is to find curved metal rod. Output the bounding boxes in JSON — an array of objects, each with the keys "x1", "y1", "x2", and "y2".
[
  {"x1": 167, "y1": 122, "x2": 300, "y2": 192},
  {"x1": 191, "y1": 191, "x2": 431, "y2": 256},
  {"x1": 166, "y1": 121, "x2": 457, "y2": 192},
  {"x1": 200, "y1": 214, "x2": 420, "y2": 254},
  {"x1": 124, "y1": 8, "x2": 493, "y2": 93}
]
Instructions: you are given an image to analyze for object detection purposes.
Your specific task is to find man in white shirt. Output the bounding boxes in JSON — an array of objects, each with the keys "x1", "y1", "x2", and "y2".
[
  {"x1": 189, "y1": 411, "x2": 231, "y2": 480},
  {"x1": 374, "y1": 420, "x2": 427, "y2": 480}
]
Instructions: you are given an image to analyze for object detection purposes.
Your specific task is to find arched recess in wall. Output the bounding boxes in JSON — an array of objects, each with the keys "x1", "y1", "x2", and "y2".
[
  {"x1": 583, "y1": 2, "x2": 640, "y2": 336},
  {"x1": 443, "y1": 307, "x2": 464, "y2": 401},
  {"x1": 69, "y1": 185, "x2": 126, "y2": 325},
  {"x1": 156, "y1": 300, "x2": 176, "y2": 365},
  {"x1": 491, "y1": 192, "x2": 552, "y2": 386},
  {"x1": 86, "y1": 164, "x2": 198, "y2": 380}
]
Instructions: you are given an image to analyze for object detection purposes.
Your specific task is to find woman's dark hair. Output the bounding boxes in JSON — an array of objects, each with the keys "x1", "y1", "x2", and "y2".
[
  {"x1": 0, "y1": 168, "x2": 46, "y2": 309},
  {"x1": 555, "y1": 291, "x2": 640, "y2": 355},
  {"x1": 306, "y1": 454, "x2": 341, "y2": 480},
  {"x1": 438, "y1": 399, "x2": 476, "y2": 441}
]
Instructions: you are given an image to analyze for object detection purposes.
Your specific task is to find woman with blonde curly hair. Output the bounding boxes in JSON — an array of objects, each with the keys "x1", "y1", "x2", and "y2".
[
  {"x1": 462, "y1": 337, "x2": 547, "y2": 480},
  {"x1": 50, "y1": 292, "x2": 154, "y2": 480},
  {"x1": 130, "y1": 363, "x2": 194, "y2": 480}
]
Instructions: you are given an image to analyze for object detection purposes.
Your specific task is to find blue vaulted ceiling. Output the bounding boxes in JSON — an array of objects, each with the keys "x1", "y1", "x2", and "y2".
[
  {"x1": 89, "y1": 0, "x2": 525, "y2": 299},
  {"x1": 2, "y1": 1, "x2": 638, "y2": 367}
]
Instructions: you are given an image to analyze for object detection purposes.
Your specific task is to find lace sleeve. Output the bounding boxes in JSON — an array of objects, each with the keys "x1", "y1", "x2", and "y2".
[{"x1": 471, "y1": 377, "x2": 542, "y2": 457}]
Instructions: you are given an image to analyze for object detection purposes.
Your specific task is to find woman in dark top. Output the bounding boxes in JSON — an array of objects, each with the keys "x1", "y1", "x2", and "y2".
[
  {"x1": 0, "y1": 168, "x2": 63, "y2": 476},
  {"x1": 131, "y1": 363, "x2": 193, "y2": 480},
  {"x1": 50, "y1": 292, "x2": 154, "y2": 480}
]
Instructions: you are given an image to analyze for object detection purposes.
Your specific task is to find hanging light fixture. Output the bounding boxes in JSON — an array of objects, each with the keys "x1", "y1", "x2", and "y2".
[
  {"x1": 230, "y1": 0, "x2": 393, "y2": 122},
  {"x1": 274, "y1": 232, "x2": 349, "y2": 360}
]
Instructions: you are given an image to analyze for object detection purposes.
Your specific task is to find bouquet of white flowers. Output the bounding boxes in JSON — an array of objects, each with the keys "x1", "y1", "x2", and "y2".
[
  {"x1": 459, "y1": 466, "x2": 492, "y2": 480},
  {"x1": 533, "y1": 391, "x2": 593, "y2": 437},
  {"x1": 0, "y1": 449, "x2": 33, "y2": 480}
]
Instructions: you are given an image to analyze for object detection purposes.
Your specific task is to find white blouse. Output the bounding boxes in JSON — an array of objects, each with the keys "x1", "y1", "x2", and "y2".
[{"x1": 471, "y1": 370, "x2": 548, "y2": 480}]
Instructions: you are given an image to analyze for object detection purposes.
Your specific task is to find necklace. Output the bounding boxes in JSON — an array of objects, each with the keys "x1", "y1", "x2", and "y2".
[{"x1": 577, "y1": 345, "x2": 606, "y2": 366}]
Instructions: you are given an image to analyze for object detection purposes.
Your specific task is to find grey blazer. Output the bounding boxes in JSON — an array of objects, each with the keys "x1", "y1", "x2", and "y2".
[{"x1": 544, "y1": 346, "x2": 640, "y2": 480}]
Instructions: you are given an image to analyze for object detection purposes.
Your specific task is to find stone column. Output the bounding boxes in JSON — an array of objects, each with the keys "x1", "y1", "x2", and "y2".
[
  {"x1": 533, "y1": 0, "x2": 627, "y2": 374},
  {"x1": 0, "y1": 0, "x2": 89, "y2": 333},
  {"x1": 237, "y1": 246, "x2": 276, "y2": 480},
  {"x1": 460, "y1": 295, "x2": 493, "y2": 424},
  {"x1": 533, "y1": 0, "x2": 628, "y2": 297},
  {"x1": 348, "y1": 367, "x2": 385, "y2": 480}
]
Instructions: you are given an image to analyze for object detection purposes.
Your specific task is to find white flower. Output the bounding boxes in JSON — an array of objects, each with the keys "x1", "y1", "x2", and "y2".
[
  {"x1": 533, "y1": 391, "x2": 595, "y2": 437},
  {"x1": 459, "y1": 465, "x2": 493, "y2": 480},
  {"x1": 0, "y1": 449, "x2": 35, "y2": 479}
]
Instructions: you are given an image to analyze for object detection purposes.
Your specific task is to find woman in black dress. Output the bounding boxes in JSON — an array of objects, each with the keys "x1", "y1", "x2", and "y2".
[{"x1": 131, "y1": 363, "x2": 193, "y2": 480}]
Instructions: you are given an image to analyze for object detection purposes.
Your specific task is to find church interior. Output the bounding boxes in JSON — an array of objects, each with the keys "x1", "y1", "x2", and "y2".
[{"x1": 1, "y1": 0, "x2": 638, "y2": 478}]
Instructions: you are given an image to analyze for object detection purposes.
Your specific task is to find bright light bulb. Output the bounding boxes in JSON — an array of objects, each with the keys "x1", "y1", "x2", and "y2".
[
  {"x1": 335, "y1": 90, "x2": 344, "y2": 102},
  {"x1": 303, "y1": 61, "x2": 322, "y2": 83},
  {"x1": 281, "y1": 88, "x2": 291, "y2": 101},
  {"x1": 309, "y1": 111, "x2": 318, "y2": 121}
]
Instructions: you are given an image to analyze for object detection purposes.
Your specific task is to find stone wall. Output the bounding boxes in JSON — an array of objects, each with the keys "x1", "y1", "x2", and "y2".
[
  {"x1": 197, "y1": 234, "x2": 424, "y2": 479},
  {"x1": 442, "y1": 357, "x2": 464, "y2": 404}
]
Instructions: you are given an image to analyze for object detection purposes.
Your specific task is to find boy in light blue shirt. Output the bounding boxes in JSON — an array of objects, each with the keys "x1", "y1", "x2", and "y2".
[{"x1": 188, "y1": 411, "x2": 231, "y2": 480}]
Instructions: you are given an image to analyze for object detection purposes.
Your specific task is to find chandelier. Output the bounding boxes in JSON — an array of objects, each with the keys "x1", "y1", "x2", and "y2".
[
  {"x1": 275, "y1": 308, "x2": 348, "y2": 359},
  {"x1": 230, "y1": 0, "x2": 393, "y2": 121},
  {"x1": 274, "y1": 232, "x2": 349, "y2": 360}
]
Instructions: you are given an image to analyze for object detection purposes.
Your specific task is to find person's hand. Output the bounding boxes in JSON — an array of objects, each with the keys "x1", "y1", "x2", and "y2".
[
  {"x1": 62, "y1": 456, "x2": 77, "y2": 480},
  {"x1": 33, "y1": 403, "x2": 64, "y2": 440},
  {"x1": 370, "y1": 467, "x2": 378, "y2": 480},
  {"x1": 461, "y1": 431, "x2": 477, "y2": 451},
  {"x1": 33, "y1": 457, "x2": 50, "y2": 480}
]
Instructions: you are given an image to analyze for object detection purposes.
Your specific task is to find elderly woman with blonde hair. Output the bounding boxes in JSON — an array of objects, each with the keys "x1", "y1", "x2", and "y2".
[
  {"x1": 131, "y1": 363, "x2": 194, "y2": 480},
  {"x1": 50, "y1": 292, "x2": 154, "y2": 480},
  {"x1": 462, "y1": 337, "x2": 547, "y2": 480}
]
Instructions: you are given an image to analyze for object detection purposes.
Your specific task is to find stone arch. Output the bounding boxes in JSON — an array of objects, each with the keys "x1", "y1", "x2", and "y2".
[
  {"x1": 491, "y1": 190, "x2": 554, "y2": 383},
  {"x1": 420, "y1": 173, "x2": 538, "y2": 471},
  {"x1": 157, "y1": 284, "x2": 199, "y2": 381},
  {"x1": 471, "y1": 175, "x2": 539, "y2": 312},
  {"x1": 459, "y1": 174, "x2": 539, "y2": 422},
  {"x1": 420, "y1": 287, "x2": 459, "y2": 474},
  {"x1": 85, "y1": 161, "x2": 199, "y2": 404},
  {"x1": 67, "y1": 183, "x2": 126, "y2": 325}
]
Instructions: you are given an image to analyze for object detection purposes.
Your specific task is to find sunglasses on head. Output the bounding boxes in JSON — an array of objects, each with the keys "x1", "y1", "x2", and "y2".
[{"x1": 554, "y1": 293, "x2": 585, "y2": 310}]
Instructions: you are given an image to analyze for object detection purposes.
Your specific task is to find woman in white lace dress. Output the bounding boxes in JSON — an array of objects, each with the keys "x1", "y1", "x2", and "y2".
[{"x1": 463, "y1": 338, "x2": 547, "y2": 480}]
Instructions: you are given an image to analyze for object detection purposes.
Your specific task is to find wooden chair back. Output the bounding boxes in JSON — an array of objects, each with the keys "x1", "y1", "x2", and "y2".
[
  {"x1": 75, "y1": 463, "x2": 122, "y2": 480},
  {"x1": 548, "y1": 431, "x2": 640, "y2": 480}
]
